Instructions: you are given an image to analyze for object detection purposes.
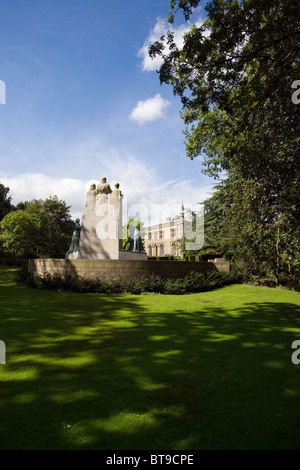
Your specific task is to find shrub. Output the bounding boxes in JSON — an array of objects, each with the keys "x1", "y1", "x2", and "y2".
[
  {"x1": 17, "y1": 265, "x2": 244, "y2": 295},
  {"x1": 164, "y1": 278, "x2": 187, "y2": 294}
]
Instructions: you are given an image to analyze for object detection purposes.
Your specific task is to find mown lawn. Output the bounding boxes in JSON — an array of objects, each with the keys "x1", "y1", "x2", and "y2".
[{"x1": 0, "y1": 265, "x2": 299, "y2": 450}]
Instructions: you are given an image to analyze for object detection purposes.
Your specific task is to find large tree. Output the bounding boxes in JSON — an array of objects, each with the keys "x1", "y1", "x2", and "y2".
[
  {"x1": 150, "y1": 0, "x2": 300, "y2": 282},
  {"x1": 1, "y1": 196, "x2": 74, "y2": 259},
  {"x1": 0, "y1": 182, "x2": 14, "y2": 221},
  {"x1": 150, "y1": 0, "x2": 299, "y2": 172},
  {"x1": 0, "y1": 210, "x2": 41, "y2": 259},
  {"x1": 18, "y1": 196, "x2": 74, "y2": 255}
]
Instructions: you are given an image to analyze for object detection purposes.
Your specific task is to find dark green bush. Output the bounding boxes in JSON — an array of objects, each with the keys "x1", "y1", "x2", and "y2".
[
  {"x1": 164, "y1": 278, "x2": 187, "y2": 294},
  {"x1": 17, "y1": 265, "x2": 244, "y2": 295}
]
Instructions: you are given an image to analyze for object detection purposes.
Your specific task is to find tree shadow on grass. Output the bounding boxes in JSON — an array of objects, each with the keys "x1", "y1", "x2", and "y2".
[{"x1": 0, "y1": 273, "x2": 300, "y2": 450}]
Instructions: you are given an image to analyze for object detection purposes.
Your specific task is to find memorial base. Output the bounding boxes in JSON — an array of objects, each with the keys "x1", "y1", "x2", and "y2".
[
  {"x1": 65, "y1": 250, "x2": 147, "y2": 261},
  {"x1": 29, "y1": 258, "x2": 215, "y2": 281}
]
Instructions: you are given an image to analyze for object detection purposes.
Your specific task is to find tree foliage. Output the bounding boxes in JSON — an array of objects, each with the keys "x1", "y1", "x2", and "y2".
[
  {"x1": 122, "y1": 217, "x2": 145, "y2": 250},
  {"x1": 150, "y1": 0, "x2": 300, "y2": 283},
  {"x1": 150, "y1": 0, "x2": 299, "y2": 169},
  {"x1": 0, "y1": 210, "x2": 40, "y2": 258},
  {"x1": 0, "y1": 196, "x2": 74, "y2": 259},
  {"x1": 0, "y1": 182, "x2": 14, "y2": 221},
  {"x1": 17, "y1": 196, "x2": 74, "y2": 255}
]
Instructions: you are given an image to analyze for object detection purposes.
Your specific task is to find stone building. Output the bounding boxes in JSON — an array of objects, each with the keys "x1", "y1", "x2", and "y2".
[{"x1": 144, "y1": 208, "x2": 191, "y2": 258}]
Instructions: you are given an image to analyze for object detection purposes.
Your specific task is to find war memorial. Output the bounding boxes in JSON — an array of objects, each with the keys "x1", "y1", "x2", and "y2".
[{"x1": 29, "y1": 177, "x2": 228, "y2": 280}]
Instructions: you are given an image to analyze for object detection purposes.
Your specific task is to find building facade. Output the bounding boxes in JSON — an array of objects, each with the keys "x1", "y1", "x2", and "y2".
[{"x1": 144, "y1": 210, "x2": 190, "y2": 258}]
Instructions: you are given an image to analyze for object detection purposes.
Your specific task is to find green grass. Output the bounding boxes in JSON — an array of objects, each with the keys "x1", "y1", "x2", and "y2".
[{"x1": 0, "y1": 265, "x2": 300, "y2": 449}]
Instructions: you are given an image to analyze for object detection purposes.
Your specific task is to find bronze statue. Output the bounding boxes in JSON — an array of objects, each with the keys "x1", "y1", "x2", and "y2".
[
  {"x1": 124, "y1": 222, "x2": 146, "y2": 253},
  {"x1": 66, "y1": 218, "x2": 81, "y2": 254}
]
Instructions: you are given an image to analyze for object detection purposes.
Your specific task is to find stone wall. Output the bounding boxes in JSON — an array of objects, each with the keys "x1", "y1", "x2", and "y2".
[
  {"x1": 28, "y1": 258, "x2": 216, "y2": 281},
  {"x1": 207, "y1": 258, "x2": 230, "y2": 273}
]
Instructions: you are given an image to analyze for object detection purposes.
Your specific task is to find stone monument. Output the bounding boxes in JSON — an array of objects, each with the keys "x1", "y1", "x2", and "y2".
[{"x1": 65, "y1": 177, "x2": 147, "y2": 260}]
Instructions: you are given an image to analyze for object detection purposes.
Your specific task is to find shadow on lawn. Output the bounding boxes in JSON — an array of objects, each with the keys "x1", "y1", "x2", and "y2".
[{"x1": 0, "y1": 272, "x2": 300, "y2": 450}]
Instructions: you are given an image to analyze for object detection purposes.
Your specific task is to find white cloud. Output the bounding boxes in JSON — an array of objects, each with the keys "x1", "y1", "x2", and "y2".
[
  {"x1": 138, "y1": 16, "x2": 205, "y2": 72},
  {"x1": 2, "y1": 166, "x2": 214, "y2": 227},
  {"x1": 130, "y1": 93, "x2": 170, "y2": 125},
  {"x1": 2, "y1": 173, "x2": 87, "y2": 220},
  {"x1": 138, "y1": 17, "x2": 170, "y2": 72},
  {"x1": 1, "y1": 127, "x2": 214, "y2": 226}
]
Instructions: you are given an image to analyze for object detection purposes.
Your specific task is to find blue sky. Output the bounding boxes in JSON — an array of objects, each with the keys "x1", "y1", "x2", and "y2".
[{"x1": 0, "y1": 0, "x2": 215, "y2": 223}]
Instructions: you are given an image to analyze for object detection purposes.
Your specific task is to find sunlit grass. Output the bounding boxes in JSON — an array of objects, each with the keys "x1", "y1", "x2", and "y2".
[{"x1": 0, "y1": 265, "x2": 300, "y2": 449}]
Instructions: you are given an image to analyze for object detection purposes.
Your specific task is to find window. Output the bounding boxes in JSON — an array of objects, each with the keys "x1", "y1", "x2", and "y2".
[
  {"x1": 172, "y1": 243, "x2": 177, "y2": 256},
  {"x1": 149, "y1": 246, "x2": 152, "y2": 256},
  {"x1": 160, "y1": 244, "x2": 164, "y2": 256},
  {"x1": 160, "y1": 230, "x2": 164, "y2": 239}
]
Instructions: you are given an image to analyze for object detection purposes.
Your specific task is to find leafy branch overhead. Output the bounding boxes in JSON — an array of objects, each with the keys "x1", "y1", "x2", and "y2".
[
  {"x1": 149, "y1": 0, "x2": 300, "y2": 172},
  {"x1": 150, "y1": 0, "x2": 300, "y2": 284}
]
